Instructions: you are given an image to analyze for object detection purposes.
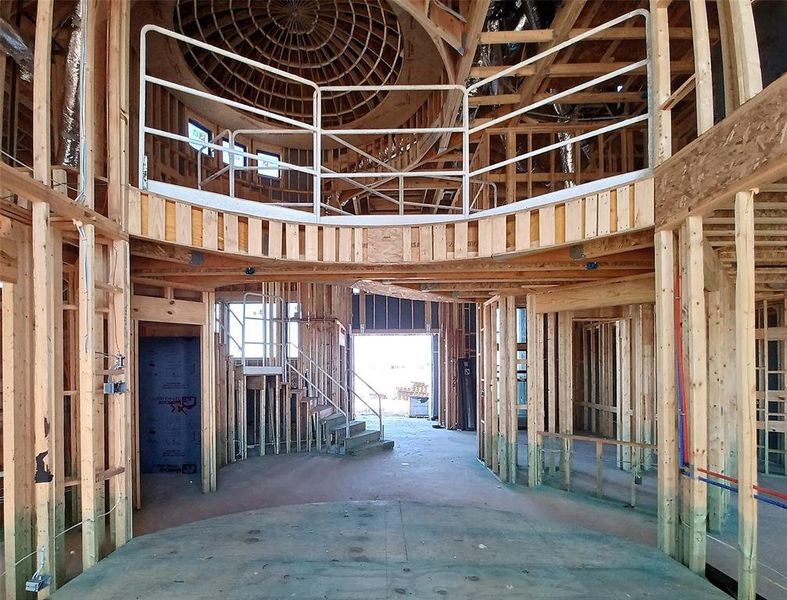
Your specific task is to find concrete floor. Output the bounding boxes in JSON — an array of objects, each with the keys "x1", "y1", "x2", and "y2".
[
  {"x1": 53, "y1": 417, "x2": 786, "y2": 598},
  {"x1": 56, "y1": 500, "x2": 724, "y2": 600}
]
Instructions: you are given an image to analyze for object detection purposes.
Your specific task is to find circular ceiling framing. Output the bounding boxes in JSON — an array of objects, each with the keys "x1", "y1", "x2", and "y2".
[{"x1": 174, "y1": 0, "x2": 405, "y2": 127}]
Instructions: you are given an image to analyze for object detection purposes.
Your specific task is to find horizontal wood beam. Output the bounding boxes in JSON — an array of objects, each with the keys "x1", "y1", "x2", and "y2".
[
  {"x1": 655, "y1": 73, "x2": 787, "y2": 231},
  {"x1": 130, "y1": 295, "x2": 207, "y2": 325},
  {"x1": 531, "y1": 273, "x2": 655, "y2": 313},
  {"x1": 470, "y1": 60, "x2": 693, "y2": 79},
  {"x1": 478, "y1": 26, "x2": 704, "y2": 45},
  {"x1": 0, "y1": 163, "x2": 126, "y2": 240},
  {"x1": 533, "y1": 91, "x2": 644, "y2": 105}
]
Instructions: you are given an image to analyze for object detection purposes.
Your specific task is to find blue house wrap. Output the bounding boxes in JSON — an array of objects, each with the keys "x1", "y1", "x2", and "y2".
[{"x1": 139, "y1": 337, "x2": 201, "y2": 474}]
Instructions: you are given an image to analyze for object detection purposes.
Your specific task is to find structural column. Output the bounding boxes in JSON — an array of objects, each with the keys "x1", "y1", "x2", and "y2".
[
  {"x1": 2, "y1": 226, "x2": 35, "y2": 599},
  {"x1": 201, "y1": 291, "x2": 218, "y2": 493},
  {"x1": 526, "y1": 295, "x2": 543, "y2": 487},
  {"x1": 558, "y1": 312, "x2": 573, "y2": 489},
  {"x1": 654, "y1": 230, "x2": 678, "y2": 557},
  {"x1": 680, "y1": 216, "x2": 708, "y2": 574},
  {"x1": 735, "y1": 191, "x2": 757, "y2": 600},
  {"x1": 31, "y1": 0, "x2": 64, "y2": 591}
]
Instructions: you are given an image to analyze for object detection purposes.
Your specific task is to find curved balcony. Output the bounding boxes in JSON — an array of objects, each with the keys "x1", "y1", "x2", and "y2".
[{"x1": 138, "y1": 9, "x2": 653, "y2": 244}]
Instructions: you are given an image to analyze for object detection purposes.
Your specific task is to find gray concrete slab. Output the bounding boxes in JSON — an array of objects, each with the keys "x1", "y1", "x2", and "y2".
[{"x1": 55, "y1": 500, "x2": 725, "y2": 600}]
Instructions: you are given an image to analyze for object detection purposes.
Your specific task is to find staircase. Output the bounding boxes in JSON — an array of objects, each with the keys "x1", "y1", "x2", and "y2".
[
  {"x1": 318, "y1": 410, "x2": 394, "y2": 456},
  {"x1": 234, "y1": 290, "x2": 393, "y2": 458},
  {"x1": 289, "y1": 360, "x2": 394, "y2": 457}
]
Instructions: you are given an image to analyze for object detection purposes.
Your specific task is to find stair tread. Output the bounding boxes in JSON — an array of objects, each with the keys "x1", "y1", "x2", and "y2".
[
  {"x1": 346, "y1": 440, "x2": 395, "y2": 456},
  {"x1": 344, "y1": 429, "x2": 381, "y2": 450},
  {"x1": 329, "y1": 419, "x2": 364, "y2": 432},
  {"x1": 347, "y1": 429, "x2": 379, "y2": 440}
]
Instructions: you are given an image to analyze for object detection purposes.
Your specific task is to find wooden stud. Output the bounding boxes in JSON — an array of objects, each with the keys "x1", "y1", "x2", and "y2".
[
  {"x1": 689, "y1": 0, "x2": 714, "y2": 134},
  {"x1": 515, "y1": 211, "x2": 530, "y2": 251},
  {"x1": 735, "y1": 191, "x2": 757, "y2": 600},
  {"x1": 558, "y1": 312, "x2": 573, "y2": 490},
  {"x1": 681, "y1": 216, "x2": 708, "y2": 574},
  {"x1": 2, "y1": 227, "x2": 35, "y2": 598},
  {"x1": 285, "y1": 222, "x2": 299, "y2": 260},
  {"x1": 655, "y1": 229, "x2": 678, "y2": 558},
  {"x1": 224, "y1": 214, "x2": 239, "y2": 253}
]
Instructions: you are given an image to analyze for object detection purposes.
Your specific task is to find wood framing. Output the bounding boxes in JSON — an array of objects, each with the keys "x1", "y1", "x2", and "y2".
[
  {"x1": 655, "y1": 74, "x2": 787, "y2": 230},
  {"x1": 735, "y1": 191, "x2": 757, "y2": 600},
  {"x1": 654, "y1": 229, "x2": 678, "y2": 558}
]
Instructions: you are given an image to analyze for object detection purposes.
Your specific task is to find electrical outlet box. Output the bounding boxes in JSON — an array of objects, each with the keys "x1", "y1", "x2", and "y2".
[
  {"x1": 25, "y1": 574, "x2": 51, "y2": 592},
  {"x1": 103, "y1": 381, "x2": 128, "y2": 395}
]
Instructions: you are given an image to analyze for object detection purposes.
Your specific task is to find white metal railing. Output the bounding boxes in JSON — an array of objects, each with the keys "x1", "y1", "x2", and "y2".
[
  {"x1": 288, "y1": 361, "x2": 351, "y2": 445},
  {"x1": 292, "y1": 345, "x2": 385, "y2": 441},
  {"x1": 232, "y1": 292, "x2": 385, "y2": 441},
  {"x1": 238, "y1": 292, "x2": 287, "y2": 376},
  {"x1": 138, "y1": 9, "x2": 651, "y2": 226},
  {"x1": 351, "y1": 369, "x2": 385, "y2": 441}
]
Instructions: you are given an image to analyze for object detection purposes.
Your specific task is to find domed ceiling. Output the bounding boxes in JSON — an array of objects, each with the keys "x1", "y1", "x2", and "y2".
[{"x1": 174, "y1": 0, "x2": 405, "y2": 127}]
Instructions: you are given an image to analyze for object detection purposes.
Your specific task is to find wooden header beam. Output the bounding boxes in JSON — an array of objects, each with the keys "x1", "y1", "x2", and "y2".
[
  {"x1": 655, "y1": 73, "x2": 787, "y2": 231},
  {"x1": 0, "y1": 163, "x2": 126, "y2": 240},
  {"x1": 530, "y1": 273, "x2": 655, "y2": 314}
]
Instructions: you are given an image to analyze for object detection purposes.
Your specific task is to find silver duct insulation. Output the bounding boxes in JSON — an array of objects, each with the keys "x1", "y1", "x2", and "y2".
[
  {"x1": 522, "y1": 0, "x2": 576, "y2": 188},
  {"x1": 0, "y1": 17, "x2": 33, "y2": 81},
  {"x1": 59, "y1": 4, "x2": 83, "y2": 167}
]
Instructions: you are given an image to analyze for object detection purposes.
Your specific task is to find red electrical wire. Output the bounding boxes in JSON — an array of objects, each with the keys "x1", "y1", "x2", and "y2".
[{"x1": 696, "y1": 467, "x2": 787, "y2": 502}]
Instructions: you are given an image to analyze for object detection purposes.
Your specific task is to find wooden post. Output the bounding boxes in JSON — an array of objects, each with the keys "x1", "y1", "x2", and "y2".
[
  {"x1": 681, "y1": 216, "x2": 708, "y2": 574},
  {"x1": 547, "y1": 313, "x2": 556, "y2": 473},
  {"x1": 558, "y1": 312, "x2": 573, "y2": 490},
  {"x1": 655, "y1": 229, "x2": 678, "y2": 558},
  {"x1": 497, "y1": 299, "x2": 509, "y2": 481},
  {"x1": 78, "y1": 224, "x2": 98, "y2": 569},
  {"x1": 107, "y1": 0, "x2": 132, "y2": 549},
  {"x1": 201, "y1": 291, "x2": 217, "y2": 493},
  {"x1": 688, "y1": 0, "x2": 714, "y2": 134},
  {"x1": 707, "y1": 286, "x2": 725, "y2": 532},
  {"x1": 727, "y1": 0, "x2": 763, "y2": 105},
  {"x1": 483, "y1": 302, "x2": 493, "y2": 467},
  {"x1": 2, "y1": 226, "x2": 35, "y2": 599},
  {"x1": 78, "y1": 0, "x2": 103, "y2": 569},
  {"x1": 476, "y1": 304, "x2": 484, "y2": 462},
  {"x1": 650, "y1": 0, "x2": 672, "y2": 165},
  {"x1": 617, "y1": 317, "x2": 632, "y2": 471},
  {"x1": 735, "y1": 191, "x2": 757, "y2": 600},
  {"x1": 595, "y1": 440, "x2": 603, "y2": 497},
  {"x1": 631, "y1": 305, "x2": 644, "y2": 474},
  {"x1": 642, "y1": 305, "x2": 656, "y2": 470},
  {"x1": 526, "y1": 296, "x2": 543, "y2": 487},
  {"x1": 503, "y1": 296, "x2": 518, "y2": 483},
  {"x1": 31, "y1": 0, "x2": 63, "y2": 590}
]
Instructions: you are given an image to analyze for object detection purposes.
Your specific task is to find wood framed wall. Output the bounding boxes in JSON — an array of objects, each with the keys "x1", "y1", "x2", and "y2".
[
  {"x1": 477, "y1": 295, "x2": 517, "y2": 482},
  {"x1": 0, "y1": 1, "x2": 133, "y2": 595},
  {"x1": 649, "y1": 0, "x2": 770, "y2": 596}
]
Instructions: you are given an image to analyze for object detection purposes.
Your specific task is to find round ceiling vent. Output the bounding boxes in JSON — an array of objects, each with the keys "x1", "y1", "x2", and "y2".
[{"x1": 174, "y1": 0, "x2": 405, "y2": 127}]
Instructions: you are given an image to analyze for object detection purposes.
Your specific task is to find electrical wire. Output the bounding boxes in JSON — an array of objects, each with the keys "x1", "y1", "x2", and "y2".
[
  {"x1": 0, "y1": 497, "x2": 122, "y2": 580},
  {"x1": 707, "y1": 534, "x2": 787, "y2": 594}
]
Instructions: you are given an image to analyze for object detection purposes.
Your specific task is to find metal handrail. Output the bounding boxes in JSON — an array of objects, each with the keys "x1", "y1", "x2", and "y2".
[
  {"x1": 351, "y1": 369, "x2": 385, "y2": 441},
  {"x1": 289, "y1": 362, "x2": 350, "y2": 444},
  {"x1": 139, "y1": 9, "x2": 651, "y2": 224},
  {"x1": 240, "y1": 292, "x2": 287, "y2": 378},
  {"x1": 292, "y1": 345, "x2": 385, "y2": 440}
]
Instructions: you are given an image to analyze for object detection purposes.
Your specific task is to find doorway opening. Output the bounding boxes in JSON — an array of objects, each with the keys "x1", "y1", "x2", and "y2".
[
  {"x1": 352, "y1": 334, "x2": 434, "y2": 421},
  {"x1": 353, "y1": 334, "x2": 437, "y2": 420},
  {"x1": 137, "y1": 326, "x2": 202, "y2": 504}
]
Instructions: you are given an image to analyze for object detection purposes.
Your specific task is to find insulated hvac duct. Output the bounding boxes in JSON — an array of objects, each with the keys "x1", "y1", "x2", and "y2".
[
  {"x1": 0, "y1": 17, "x2": 33, "y2": 81},
  {"x1": 58, "y1": 3, "x2": 83, "y2": 167}
]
